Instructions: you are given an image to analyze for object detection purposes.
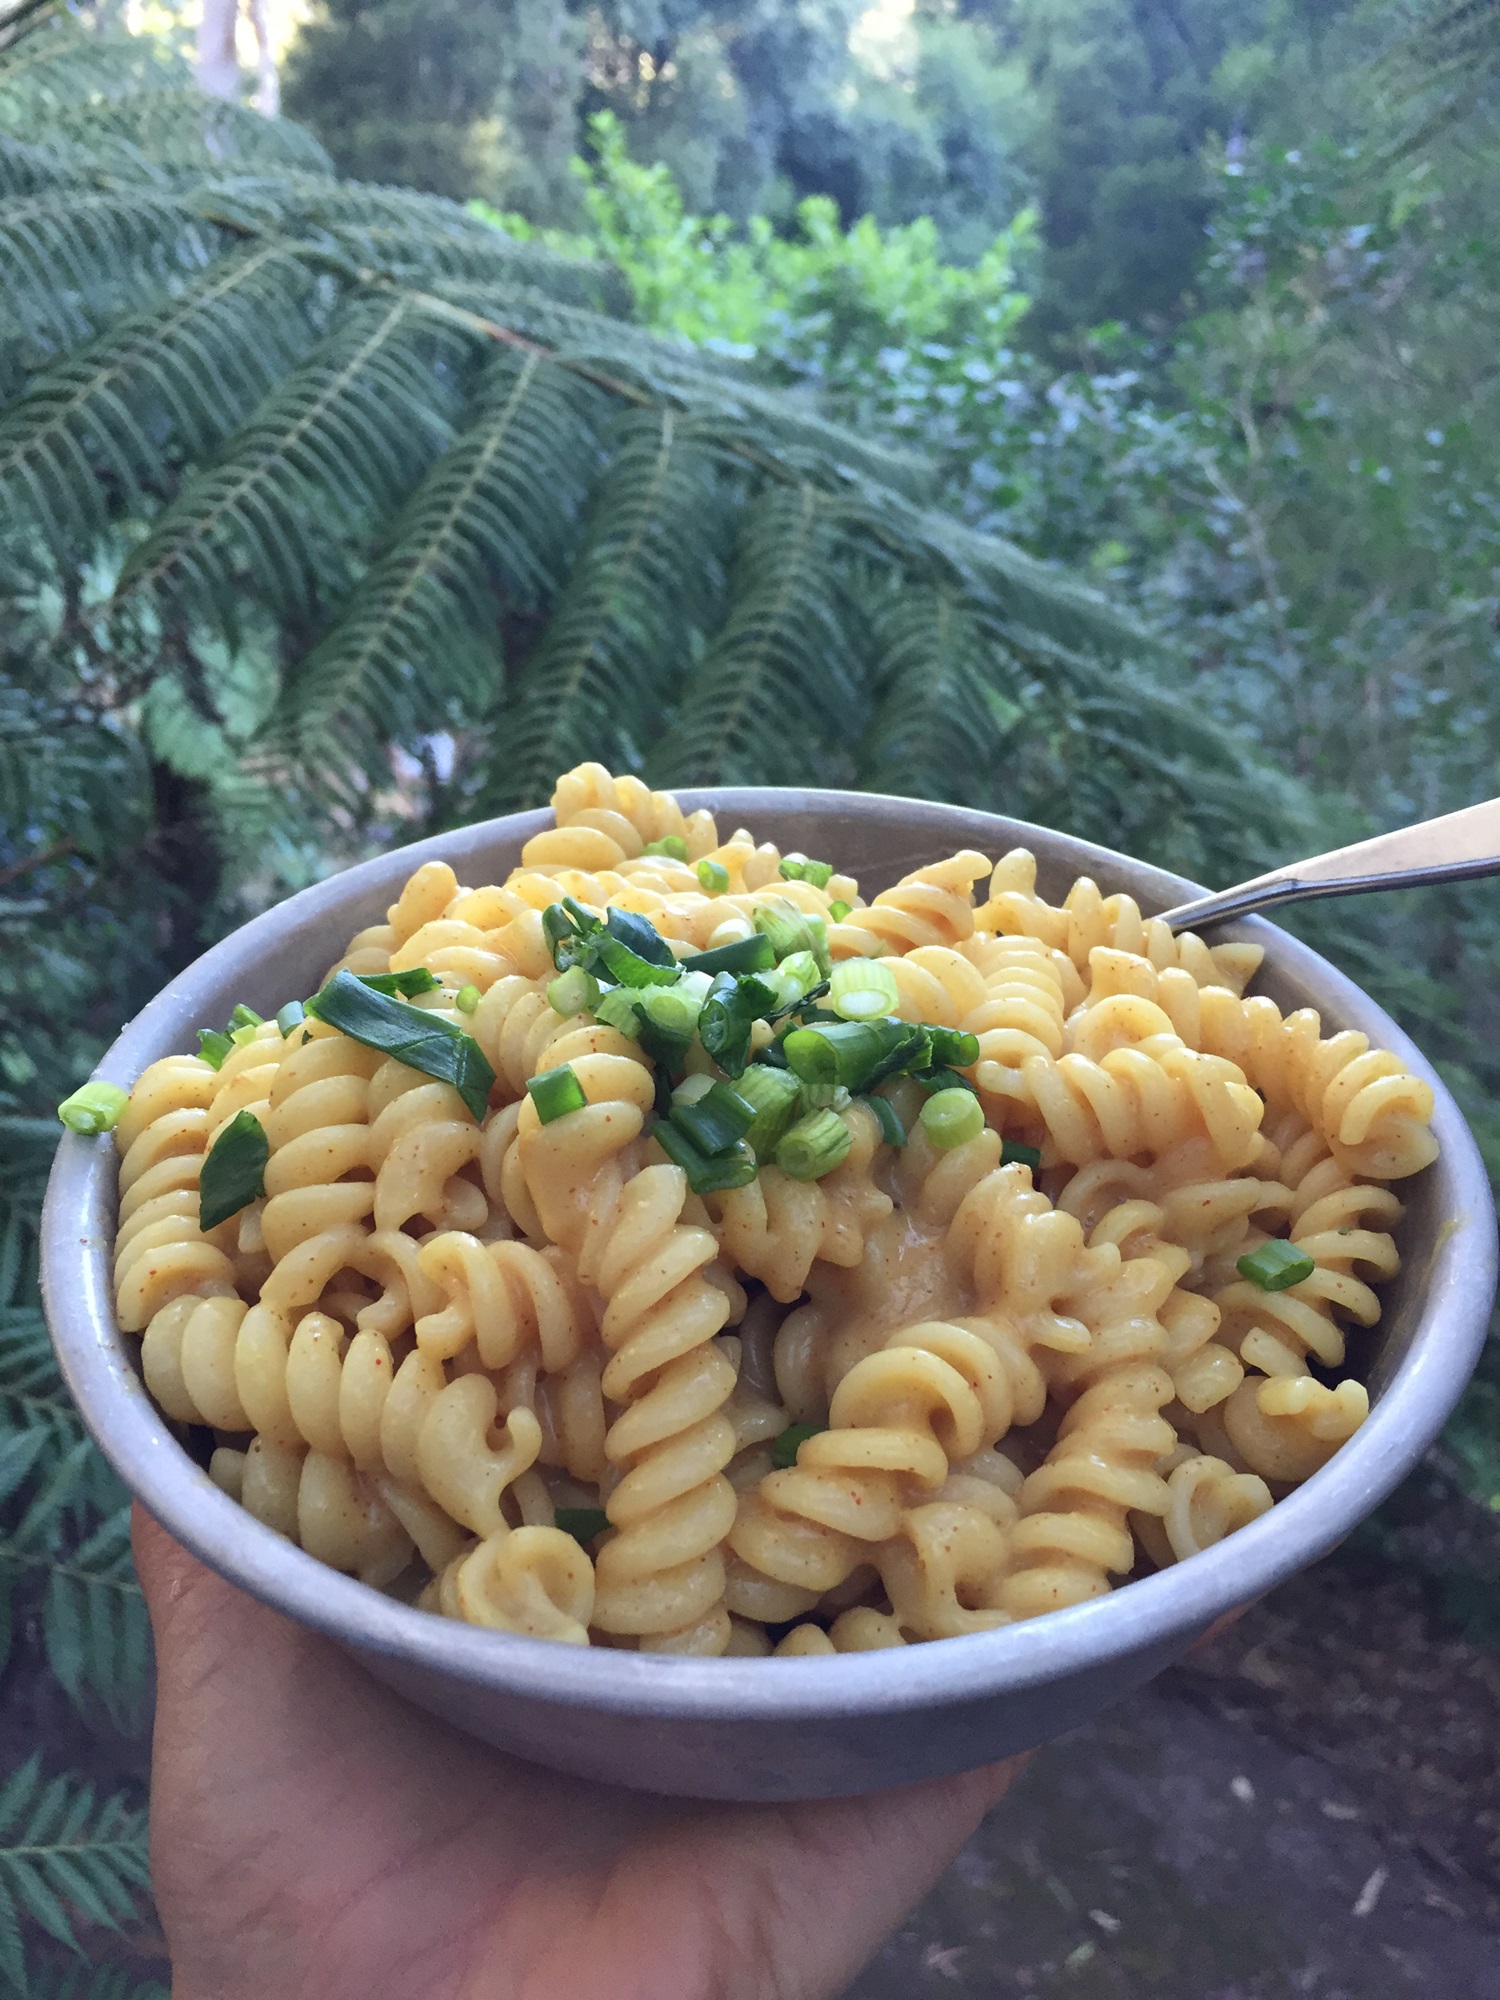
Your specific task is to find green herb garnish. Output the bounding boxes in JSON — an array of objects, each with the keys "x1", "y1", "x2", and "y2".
[
  {"x1": 1237, "y1": 1240, "x2": 1316, "y2": 1292},
  {"x1": 199, "y1": 1109, "x2": 269, "y2": 1230},
  {"x1": 306, "y1": 969, "x2": 495, "y2": 1121},
  {"x1": 56, "y1": 1081, "x2": 128, "y2": 1136},
  {"x1": 527, "y1": 1063, "x2": 588, "y2": 1124},
  {"x1": 771, "y1": 1423, "x2": 825, "y2": 1470},
  {"x1": 554, "y1": 1506, "x2": 610, "y2": 1546}
]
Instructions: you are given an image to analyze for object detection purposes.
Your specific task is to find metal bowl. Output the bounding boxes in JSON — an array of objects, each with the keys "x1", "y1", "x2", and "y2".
[{"x1": 40, "y1": 792, "x2": 1497, "y2": 1801}]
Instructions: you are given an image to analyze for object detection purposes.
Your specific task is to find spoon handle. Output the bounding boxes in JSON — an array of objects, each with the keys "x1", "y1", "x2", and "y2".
[{"x1": 1159, "y1": 797, "x2": 1500, "y2": 932}]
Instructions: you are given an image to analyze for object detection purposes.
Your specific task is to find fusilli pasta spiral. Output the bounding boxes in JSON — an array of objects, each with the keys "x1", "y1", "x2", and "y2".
[{"x1": 102, "y1": 761, "x2": 1432, "y2": 1649}]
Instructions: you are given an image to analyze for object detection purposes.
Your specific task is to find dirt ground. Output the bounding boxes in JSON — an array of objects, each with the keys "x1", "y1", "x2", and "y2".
[
  {"x1": 6, "y1": 1532, "x2": 1498, "y2": 1996},
  {"x1": 849, "y1": 1548, "x2": 1500, "y2": 1999}
]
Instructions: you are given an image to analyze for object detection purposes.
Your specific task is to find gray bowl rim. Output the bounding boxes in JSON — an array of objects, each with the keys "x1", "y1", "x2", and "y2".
[{"x1": 41, "y1": 787, "x2": 1498, "y2": 1726}]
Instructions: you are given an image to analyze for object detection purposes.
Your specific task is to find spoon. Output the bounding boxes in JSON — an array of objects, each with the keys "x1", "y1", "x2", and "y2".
[{"x1": 1159, "y1": 797, "x2": 1500, "y2": 933}]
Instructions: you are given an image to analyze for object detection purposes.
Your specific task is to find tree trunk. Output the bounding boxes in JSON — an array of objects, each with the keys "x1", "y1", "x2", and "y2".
[
  {"x1": 197, "y1": 0, "x2": 280, "y2": 114},
  {"x1": 246, "y1": 0, "x2": 280, "y2": 116}
]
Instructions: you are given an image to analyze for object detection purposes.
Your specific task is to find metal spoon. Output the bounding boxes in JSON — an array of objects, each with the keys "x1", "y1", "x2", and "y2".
[{"x1": 1159, "y1": 797, "x2": 1500, "y2": 933}]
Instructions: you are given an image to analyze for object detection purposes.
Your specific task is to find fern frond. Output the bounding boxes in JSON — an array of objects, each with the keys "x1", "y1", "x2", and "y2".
[
  {"x1": 42, "y1": 88, "x2": 332, "y2": 180},
  {"x1": 655, "y1": 481, "x2": 867, "y2": 787},
  {"x1": 223, "y1": 179, "x2": 631, "y2": 311},
  {"x1": 0, "y1": 1312, "x2": 88, "y2": 1468},
  {"x1": 857, "y1": 582, "x2": 1028, "y2": 808},
  {"x1": 0, "y1": 186, "x2": 222, "y2": 355},
  {"x1": 268, "y1": 348, "x2": 606, "y2": 775},
  {"x1": 0, "y1": 240, "x2": 322, "y2": 549},
  {"x1": 483, "y1": 408, "x2": 736, "y2": 807},
  {"x1": 445, "y1": 282, "x2": 937, "y2": 500},
  {"x1": 0, "y1": 19, "x2": 184, "y2": 123},
  {"x1": 121, "y1": 289, "x2": 481, "y2": 618},
  {"x1": 0, "y1": 1756, "x2": 150, "y2": 1991},
  {"x1": 43, "y1": 1509, "x2": 150, "y2": 1733},
  {"x1": 0, "y1": 129, "x2": 94, "y2": 200},
  {"x1": 32, "y1": 1965, "x2": 168, "y2": 2000}
]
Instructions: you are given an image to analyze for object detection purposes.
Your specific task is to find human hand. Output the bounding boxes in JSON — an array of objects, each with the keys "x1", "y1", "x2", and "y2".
[{"x1": 134, "y1": 1508, "x2": 1025, "y2": 2000}]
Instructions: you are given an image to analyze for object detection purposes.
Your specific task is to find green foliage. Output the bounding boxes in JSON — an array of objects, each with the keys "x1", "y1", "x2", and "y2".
[
  {"x1": 0, "y1": 1758, "x2": 152, "y2": 1995},
  {"x1": 479, "y1": 109, "x2": 1036, "y2": 356},
  {"x1": 1373, "y1": 0, "x2": 1500, "y2": 149},
  {"x1": 281, "y1": 0, "x2": 527, "y2": 201}
]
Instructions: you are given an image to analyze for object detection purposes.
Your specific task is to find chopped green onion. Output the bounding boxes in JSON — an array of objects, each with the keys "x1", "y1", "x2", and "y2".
[
  {"x1": 682, "y1": 933, "x2": 776, "y2": 978},
  {"x1": 753, "y1": 899, "x2": 823, "y2": 965},
  {"x1": 230, "y1": 1022, "x2": 260, "y2": 1048},
  {"x1": 672, "y1": 1079, "x2": 756, "y2": 1156},
  {"x1": 547, "y1": 966, "x2": 600, "y2": 1017},
  {"x1": 697, "y1": 970, "x2": 778, "y2": 1078},
  {"x1": 455, "y1": 983, "x2": 481, "y2": 1015},
  {"x1": 1237, "y1": 1240, "x2": 1316, "y2": 1292},
  {"x1": 355, "y1": 968, "x2": 443, "y2": 998},
  {"x1": 544, "y1": 896, "x2": 680, "y2": 985},
  {"x1": 778, "y1": 854, "x2": 835, "y2": 889},
  {"x1": 775, "y1": 1108, "x2": 852, "y2": 1181},
  {"x1": 199, "y1": 1109, "x2": 269, "y2": 1230},
  {"x1": 862, "y1": 1094, "x2": 907, "y2": 1148},
  {"x1": 913, "y1": 1066, "x2": 978, "y2": 1096},
  {"x1": 762, "y1": 950, "x2": 825, "y2": 1014},
  {"x1": 527, "y1": 1063, "x2": 588, "y2": 1124},
  {"x1": 554, "y1": 1506, "x2": 610, "y2": 1546},
  {"x1": 641, "y1": 835, "x2": 688, "y2": 861},
  {"x1": 602, "y1": 906, "x2": 676, "y2": 970},
  {"x1": 829, "y1": 959, "x2": 900, "y2": 1022},
  {"x1": 196, "y1": 1028, "x2": 234, "y2": 1070},
  {"x1": 732, "y1": 1063, "x2": 802, "y2": 1161},
  {"x1": 652, "y1": 1118, "x2": 759, "y2": 1194},
  {"x1": 673, "y1": 1073, "x2": 716, "y2": 1106},
  {"x1": 305, "y1": 969, "x2": 495, "y2": 1121},
  {"x1": 920, "y1": 1087, "x2": 985, "y2": 1150},
  {"x1": 228, "y1": 1004, "x2": 263, "y2": 1031},
  {"x1": 1001, "y1": 1139, "x2": 1042, "y2": 1169},
  {"x1": 542, "y1": 900, "x2": 581, "y2": 965},
  {"x1": 56, "y1": 1080, "x2": 128, "y2": 1136},
  {"x1": 594, "y1": 987, "x2": 642, "y2": 1038},
  {"x1": 798, "y1": 1081, "x2": 851, "y2": 1111},
  {"x1": 771, "y1": 1422, "x2": 826, "y2": 1470},
  {"x1": 828, "y1": 900, "x2": 852, "y2": 923},
  {"x1": 637, "y1": 984, "x2": 703, "y2": 1040},
  {"x1": 697, "y1": 859, "x2": 731, "y2": 895},
  {"x1": 276, "y1": 1001, "x2": 306, "y2": 1037},
  {"x1": 926, "y1": 1026, "x2": 981, "y2": 1071},
  {"x1": 782, "y1": 1017, "x2": 925, "y2": 1095}
]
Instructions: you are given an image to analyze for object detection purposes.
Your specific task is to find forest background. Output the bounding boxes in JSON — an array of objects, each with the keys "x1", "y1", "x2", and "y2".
[{"x1": 1, "y1": 0, "x2": 1498, "y2": 1990}]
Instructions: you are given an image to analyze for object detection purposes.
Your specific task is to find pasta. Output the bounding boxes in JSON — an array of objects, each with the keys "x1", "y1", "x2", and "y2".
[{"x1": 94, "y1": 762, "x2": 1437, "y2": 1654}]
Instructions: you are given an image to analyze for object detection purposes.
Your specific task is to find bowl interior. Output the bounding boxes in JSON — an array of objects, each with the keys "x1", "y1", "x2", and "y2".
[{"x1": 40, "y1": 789, "x2": 1498, "y2": 1728}]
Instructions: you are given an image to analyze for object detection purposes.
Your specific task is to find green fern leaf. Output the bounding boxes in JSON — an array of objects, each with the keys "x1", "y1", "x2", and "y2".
[
  {"x1": 42, "y1": 88, "x2": 332, "y2": 180},
  {"x1": 0, "y1": 1313, "x2": 87, "y2": 1462},
  {"x1": 121, "y1": 289, "x2": 481, "y2": 618},
  {"x1": 0, "y1": 18, "x2": 186, "y2": 123},
  {"x1": 0, "y1": 186, "x2": 223, "y2": 354},
  {"x1": 33, "y1": 1966, "x2": 169, "y2": 2000},
  {"x1": 483, "y1": 407, "x2": 735, "y2": 809},
  {"x1": 857, "y1": 582, "x2": 1029, "y2": 810},
  {"x1": 268, "y1": 346, "x2": 606, "y2": 777},
  {"x1": 654, "y1": 480, "x2": 867, "y2": 788},
  {"x1": 0, "y1": 240, "x2": 322, "y2": 548},
  {"x1": 0, "y1": 1756, "x2": 150, "y2": 1989},
  {"x1": 446, "y1": 280, "x2": 937, "y2": 501},
  {"x1": 43, "y1": 1508, "x2": 149, "y2": 1733}
]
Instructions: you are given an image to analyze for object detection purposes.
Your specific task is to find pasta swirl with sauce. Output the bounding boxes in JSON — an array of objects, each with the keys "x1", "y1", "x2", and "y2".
[{"x1": 100, "y1": 761, "x2": 1435, "y2": 1653}]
